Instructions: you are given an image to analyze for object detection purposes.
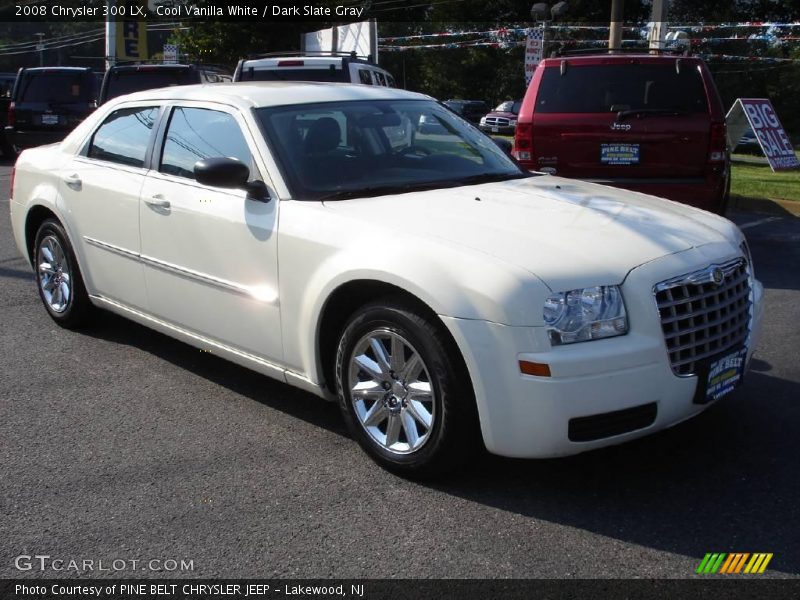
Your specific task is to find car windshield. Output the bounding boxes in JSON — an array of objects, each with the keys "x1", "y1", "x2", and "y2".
[
  {"x1": 241, "y1": 67, "x2": 346, "y2": 82},
  {"x1": 105, "y1": 68, "x2": 196, "y2": 101},
  {"x1": 18, "y1": 71, "x2": 93, "y2": 103},
  {"x1": 535, "y1": 64, "x2": 709, "y2": 114},
  {"x1": 255, "y1": 99, "x2": 532, "y2": 201},
  {"x1": 493, "y1": 100, "x2": 521, "y2": 114}
]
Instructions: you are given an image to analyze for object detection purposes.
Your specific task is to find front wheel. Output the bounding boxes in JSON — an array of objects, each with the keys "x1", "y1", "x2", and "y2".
[
  {"x1": 335, "y1": 300, "x2": 480, "y2": 477},
  {"x1": 33, "y1": 219, "x2": 93, "y2": 328}
]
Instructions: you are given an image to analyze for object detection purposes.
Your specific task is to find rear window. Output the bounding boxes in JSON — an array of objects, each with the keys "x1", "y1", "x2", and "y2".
[
  {"x1": 105, "y1": 69, "x2": 197, "y2": 101},
  {"x1": 241, "y1": 67, "x2": 346, "y2": 83},
  {"x1": 17, "y1": 71, "x2": 93, "y2": 103},
  {"x1": 535, "y1": 64, "x2": 709, "y2": 114}
]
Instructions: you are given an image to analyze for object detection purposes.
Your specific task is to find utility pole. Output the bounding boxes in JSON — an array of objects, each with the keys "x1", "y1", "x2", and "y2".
[
  {"x1": 608, "y1": 0, "x2": 623, "y2": 51},
  {"x1": 105, "y1": 0, "x2": 117, "y2": 70},
  {"x1": 649, "y1": 0, "x2": 670, "y2": 52},
  {"x1": 35, "y1": 33, "x2": 45, "y2": 66}
]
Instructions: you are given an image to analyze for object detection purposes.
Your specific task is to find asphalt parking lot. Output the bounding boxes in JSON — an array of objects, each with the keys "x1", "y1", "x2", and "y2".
[{"x1": 1, "y1": 158, "x2": 798, "y2": 579}]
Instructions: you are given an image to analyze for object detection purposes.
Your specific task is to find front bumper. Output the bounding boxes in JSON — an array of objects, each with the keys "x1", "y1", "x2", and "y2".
[{"x1": 442, "y1": 242, "x2": 765, "y2": 458}]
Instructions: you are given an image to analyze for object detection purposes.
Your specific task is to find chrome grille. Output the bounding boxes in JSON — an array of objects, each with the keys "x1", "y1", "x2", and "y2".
[
  {"x1": 654, "y1": 259, "x2": 751, "y2": 376},
  {"x1": 484, "y1": 116, "x2": 511, "y2": 127}
]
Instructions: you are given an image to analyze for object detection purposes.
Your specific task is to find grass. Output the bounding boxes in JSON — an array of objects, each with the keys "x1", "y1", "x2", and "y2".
[{"x1": 731, "y1": 152, "x2": 800, "y2": 203}]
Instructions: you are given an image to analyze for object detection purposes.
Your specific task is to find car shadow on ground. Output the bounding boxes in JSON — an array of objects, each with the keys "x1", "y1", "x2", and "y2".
[
  {"x1": 82, "y1": 310, "x2": 799, "y2": 575},
  {"x1": 433, "y1": 366, "x2": 800, "y2": 575}
]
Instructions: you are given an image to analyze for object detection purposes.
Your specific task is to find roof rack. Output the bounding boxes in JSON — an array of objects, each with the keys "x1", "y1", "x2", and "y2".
[
  {"x1": 554, "y1": 47, "x2": 690, "y2": 57},
  {"x1": 245, "y1": 50, "x2": 374, "y2": 62}
]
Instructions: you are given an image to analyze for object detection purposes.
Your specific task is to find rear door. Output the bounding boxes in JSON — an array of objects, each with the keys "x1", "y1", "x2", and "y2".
[
  {"x1": 13, "y1": 69, "x2": 95, "y2": 135},
  {"x1": 532, "y1": 60, "x2": 711, "y2": 180},
  {"x1": 57, "y1": 103, "x2": 160, "y2": 309}
]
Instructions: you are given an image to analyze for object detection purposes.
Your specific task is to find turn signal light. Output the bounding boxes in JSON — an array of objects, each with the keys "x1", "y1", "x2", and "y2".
[{"x1": 519, "y1": 360, "x2": 551, "y2": 377}]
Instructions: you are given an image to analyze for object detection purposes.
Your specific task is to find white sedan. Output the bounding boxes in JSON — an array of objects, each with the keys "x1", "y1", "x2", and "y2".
[{"x1": 9, "y1": 82, "x2": 764, "y2": 476}]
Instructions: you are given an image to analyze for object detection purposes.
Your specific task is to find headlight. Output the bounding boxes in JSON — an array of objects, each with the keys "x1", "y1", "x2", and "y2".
[
  {"x1": 509, "y1": 119, "x2": 518, "y2": 126},
  {"x1": 740, "y1": 239, "x2": 754, "y2": 279},
  {"x1": 480, "y1": 117, "x2": 487, "y2": 125},
  {"x1": 543, "y1": 285, "x2": 628, "y2": 345}
]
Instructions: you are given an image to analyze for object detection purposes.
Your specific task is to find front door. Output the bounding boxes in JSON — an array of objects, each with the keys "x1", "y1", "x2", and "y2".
[{"x1": 138, "y1": 103, "x2": 282, "y2": 363}]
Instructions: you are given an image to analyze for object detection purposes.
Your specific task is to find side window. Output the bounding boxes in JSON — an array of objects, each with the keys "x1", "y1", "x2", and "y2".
[
  {"x1": 385, "y1": 73, "x2": 396, "y2": 88},
  {"x1": 358, "y1": 69, "x2": 373, "y2": 85},
  {"x1": 87, "y1": 106, "x2": 158, "y2": 167},
  {"x1": 160, "y1": 107, "x2": 254, "y2": 180},
  {"x1": 373, "y1": 71, "x2": 386, "y2": 87}
]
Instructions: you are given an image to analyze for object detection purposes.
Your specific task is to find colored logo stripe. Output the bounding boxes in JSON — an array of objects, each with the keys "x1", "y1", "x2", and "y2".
[{"x1": 697, "y1": 553, "x2": 773, "y2": 574}]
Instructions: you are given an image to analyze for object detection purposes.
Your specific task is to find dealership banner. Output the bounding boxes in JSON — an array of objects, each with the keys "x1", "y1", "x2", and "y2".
[
  {"x1": 2, "y1": 579, "x2": 800, "y2": 600},
  {"x1": 524, "y1": 26, "x2": 544, "y2": 85},
  {"x1": 726, "y1": 98, "x2": 800, "y2": 171}
]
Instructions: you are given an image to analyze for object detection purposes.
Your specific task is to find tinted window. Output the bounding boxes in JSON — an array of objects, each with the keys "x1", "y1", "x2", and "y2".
[
  {"x1": 104, "y1": 68, "x2": 198, "y2": 101},
  {"x1": 161, "y1": 107, "x2": 252, "y2": 180},
  {"x1": 536, "y1": 64, "x2": 708, "y2": 114},
  {"x1": 256, "y1": 99, "x2": 528, "y2": 201},
  {"x1": 88, "y1": 106, "x2": 158, "y2": 167},
  {"x1": 17, "y1": 71, "x2": 93, "y2": 103},
  {"x1": 374, "y1": 72, "x2": 387, "y2": 86},
  {"x1": 359, "y1": 69, "x2": 373, "y2": 85},
  {"x1": 241, "y1": 68, "x2": 346, "y2": 82}
]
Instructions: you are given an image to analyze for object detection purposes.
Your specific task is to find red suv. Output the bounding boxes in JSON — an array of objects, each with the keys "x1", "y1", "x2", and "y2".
[{"x1": 513, "y1": 54, "x2": 730, "y2": 214}]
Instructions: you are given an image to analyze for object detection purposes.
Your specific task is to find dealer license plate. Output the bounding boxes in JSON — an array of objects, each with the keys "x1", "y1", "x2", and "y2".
[
  {"x1": 600, "y1": 143, "x2": 640, "y2": 165},
  {"x1": 41, "y1": 114, "x2": 59, "y2": 125},
  {"x1": 703, "y1": 347, "x2": 747, "y2": 403},
  {"x1": 491, "y1": 126, "x2": 499, "y2": 132}
]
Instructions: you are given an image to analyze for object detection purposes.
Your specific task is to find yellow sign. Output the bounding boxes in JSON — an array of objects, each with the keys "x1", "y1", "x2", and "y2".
[{"x1": 115, "y1": 0, "x2": 148, "y2": 61}]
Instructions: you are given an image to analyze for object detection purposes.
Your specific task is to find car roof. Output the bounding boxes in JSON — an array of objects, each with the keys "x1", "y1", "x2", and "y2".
[
  {"x1": 109, "y1": 64, "x2": 195, "y2": 71},
  {"x1": 22, "y1": 66, "x2": 93, "y2": 72},
  {"x1": 541, "y1": 54, "x2": 703, "y2": 67},
  {"x1": 110, "y1": 81, "x2": 429, "y2": 109},
  {"x1": 242, "y1": 56, "x2": 379, "y2": 67}
]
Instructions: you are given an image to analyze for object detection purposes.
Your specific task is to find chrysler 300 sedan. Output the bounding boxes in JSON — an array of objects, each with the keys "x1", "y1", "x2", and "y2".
[{"x1": 9, "y1": 82, "x2": 764, "y2": 476}]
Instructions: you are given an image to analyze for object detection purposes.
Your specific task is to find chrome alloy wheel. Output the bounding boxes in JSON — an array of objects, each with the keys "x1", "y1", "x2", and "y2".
[
  {"x1": 348, "y1": 329, "x2": 436, "y2": 455},
  {"x1": 37, "y1": 235, "x2": 72, "y2": 313}
]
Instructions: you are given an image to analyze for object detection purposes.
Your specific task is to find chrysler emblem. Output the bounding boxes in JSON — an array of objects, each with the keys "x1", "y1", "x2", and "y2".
[{"x1": 712, "y1": 268, "x2": 724, "y2": 285}]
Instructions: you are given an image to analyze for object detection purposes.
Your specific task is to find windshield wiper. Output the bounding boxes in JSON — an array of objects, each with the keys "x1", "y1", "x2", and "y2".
[
  {"x1": 319, "y1": 183, "x2": 438, "y2": 201},
  {"x1": 616, "y1": 108, "x2": 689, "y2": 120},
  {"x1": 318, "y1": 173, "x2": 532, "y2": 201}
]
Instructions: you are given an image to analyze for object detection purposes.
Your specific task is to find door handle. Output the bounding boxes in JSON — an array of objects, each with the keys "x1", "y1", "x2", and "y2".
[
  {"x1": 144, "y1": 195, "x2": 171, "y2": 210},
  {"x1": 63, "y1": 174, "x2": 82, "y2": 190}
]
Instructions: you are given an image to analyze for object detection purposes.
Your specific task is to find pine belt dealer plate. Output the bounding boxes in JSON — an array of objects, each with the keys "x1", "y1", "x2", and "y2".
[
  {"x1": 695, "y1": 346, "x2": 748, "y2": 404},
  {"x1": 601, "y1": 143, "x2": 640, "y2": 165}
]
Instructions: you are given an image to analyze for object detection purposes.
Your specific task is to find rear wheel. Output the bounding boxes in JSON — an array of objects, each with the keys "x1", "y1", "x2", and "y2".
[
  {"x1": 335, "y1": 300, "x2": 480, "y2": 477},
  {"x1": 33, "y1": 219, "x2": 93, "y2": 329}
]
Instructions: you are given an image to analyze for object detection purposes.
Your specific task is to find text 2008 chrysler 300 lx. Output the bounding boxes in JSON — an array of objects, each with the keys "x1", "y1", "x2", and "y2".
[{"x1": 9, "y1": 83, "x2": 763, "y2": 476}]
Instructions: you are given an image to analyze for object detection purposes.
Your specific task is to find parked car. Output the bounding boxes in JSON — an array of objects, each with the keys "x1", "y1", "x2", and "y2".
[
  {"x1": 0, "y1": 72, "x2": 17, "y2": 156},
  {"x1": 9, "y1": 82, "x2": 763, "y2": 476},
  {"x1": 444, "y1": 99, "x2": 490, "y2": 124},
  {"x1": 513, "y1": 53, "x2": 730, "y2": 214},
  {"x1": 99, "y1": 63, "x2": 232, "y2": 105},
  {"x1": 734, "y1": 127, "x2": 762, "y2": 155},
  {"x1": 5, "y1": 67, "x2": 98, "y2": 155},
  {"x1": 233, "y1": 52, "x2": 395, "y2": 87},
  {"x1": 479, "y1": 100, "x2": 522, "y2": 135}
]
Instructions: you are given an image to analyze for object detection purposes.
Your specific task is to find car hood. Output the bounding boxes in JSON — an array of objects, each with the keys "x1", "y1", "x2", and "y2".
[
  {"x1": 486, "y1": 111, "x2": 517, "y2": 118},
  {"x1": 323, "y1": 175, "x2": 736, "y2": 291}
]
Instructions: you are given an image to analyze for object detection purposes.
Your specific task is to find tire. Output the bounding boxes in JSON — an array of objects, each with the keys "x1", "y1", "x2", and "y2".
[
  {"x1": 335, "y1": 299, "x2": 480, "y2": 477},
  {"x1": 33, "y1": 219, "x2": 93, "y2": 329}
]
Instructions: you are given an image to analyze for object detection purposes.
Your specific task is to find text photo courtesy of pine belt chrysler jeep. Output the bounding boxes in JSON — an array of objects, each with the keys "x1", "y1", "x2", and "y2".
[{"x1": 9, "y1": 82, "x2": 763, "y2": 476}]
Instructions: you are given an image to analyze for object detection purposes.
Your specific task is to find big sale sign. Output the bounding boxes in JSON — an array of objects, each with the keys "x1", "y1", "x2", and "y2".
[{"x1": 727, "y1": 98, "x2": 799, "y2": 171}]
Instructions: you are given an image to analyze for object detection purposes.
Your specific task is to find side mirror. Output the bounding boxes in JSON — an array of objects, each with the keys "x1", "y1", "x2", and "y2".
[{"x1": 194, "y1": 157, "x2": 271, "y2": 202}]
